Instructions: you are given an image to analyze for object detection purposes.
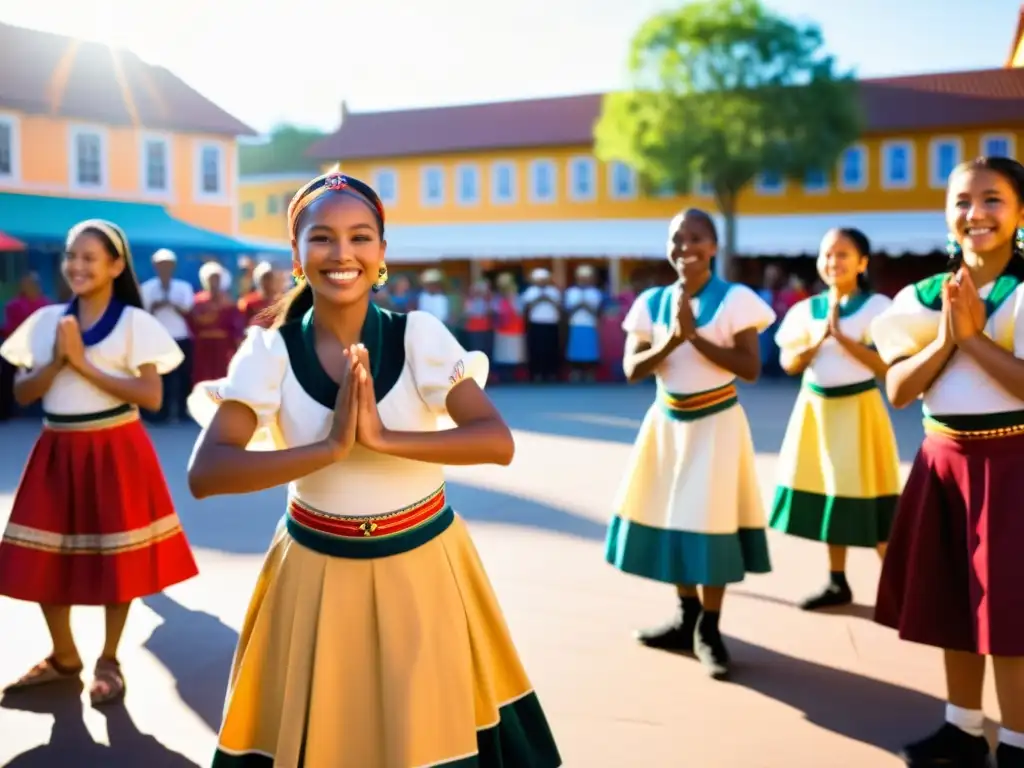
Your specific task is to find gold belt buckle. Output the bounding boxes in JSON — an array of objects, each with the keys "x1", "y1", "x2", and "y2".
[{"x1": 359, "y1": 521, "x2": 378, "y2": 537}]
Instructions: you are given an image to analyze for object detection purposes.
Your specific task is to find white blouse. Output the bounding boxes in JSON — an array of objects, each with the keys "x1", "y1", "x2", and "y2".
[
  {"x1": 622, "y1": 279, "x2": 776, "y2": 394},
  {"x1": 188, "y1": 309, "x2": 489, "y2": 518},
  {"x1": 775, "y1": 292, "x2": 892, "y2": 388},
  {"x1": 870, "y1": 274, "x2": 1024, "y2": 416},
  {"x1": 0, "y1": 303, "x2": 184, "y2": 415}
]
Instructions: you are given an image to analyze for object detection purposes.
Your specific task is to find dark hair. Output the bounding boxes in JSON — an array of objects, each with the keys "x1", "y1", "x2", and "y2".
[
  {"x1": 678, "y1": 208, "x2": 719, "y2": 244},
  {"x1": 946, "y1": 156, "x2": 1024, "y2": 275},
  {"x1": 67, "y1": 220, "x2": 144, "y2": 309},
  {"x1": 827, "y1": 227, "x2": 872, "y2": 292},
  {"x1": 271, "y1": 171, "x2": 386, "y2": 328}
]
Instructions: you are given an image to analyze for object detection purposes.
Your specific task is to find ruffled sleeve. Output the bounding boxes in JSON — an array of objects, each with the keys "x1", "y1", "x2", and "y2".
[
  {"x1": 859, "y1": 293, "x2": 894, "y2": 347},
  {"x1": 773, "y1": 300, "x2": 810, "y2": 352},
  {"x1": 723, "y1": 284, "x2": 777, "y2": 336},
  {"x1": 869, "y1": 285, "x2": 939, "y2": 364},
  {"x1": 126, "y1": 307, "x2": 184, "y2": 375},
  {"x1": 407, "y1": 310, "x2": 490, "y2": 416},
  {"x1": 621, "y1": 288, "x2": 658, "y2": 342},
  {"x1": 0, "y1": 305, "x2": 63, "y2": 369},
  {"x1": 187, "y1": 326, "x2": 287, "y2": 430}
]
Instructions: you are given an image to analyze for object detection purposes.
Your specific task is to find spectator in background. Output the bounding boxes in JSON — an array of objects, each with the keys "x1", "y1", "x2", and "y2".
[
  {"x1": 0, "y1": 272, "x2": 50, "y2": 421},
  {"x1": 758, "y1": 264, "x2": 785, "y2": 377},
  {"x1": 236, "y1": 256, "x2": 255, "y2": 298},
  {"x1": 189, "y1": 262, "x2": 243, "y2": 385},
  {"x1": 521, "y1": 268, "x2": 562, "y2": 382},
  {"x1": 140, "y1": 249, "x2": 195, "y2": 423},
  {"x1": 417, "y1": 268, "x2": 450, "y2": 323},
  {"x1": 462, "y1": 278, "x2": 494, "y2": 359},
  {"x1": 564, "y1": 265, "x2": 604, "y2": 382},
  {"x1": 238, "y1": 260, "x2": 279, "y2": 329},
  {"x1": 387, "y1": 274, "x2": 414, "y2": 312},
  {"x1": 492, "y1": 272, "x2": 527, "y2": 382}
]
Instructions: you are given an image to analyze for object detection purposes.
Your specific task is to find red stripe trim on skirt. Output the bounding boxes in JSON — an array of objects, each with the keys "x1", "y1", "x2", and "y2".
[
  {"x1": 875, "y1": 430, "x2": 1024, "y2": 655},
  {"x1": 0, "y1": 417, "x2": 198, "y2": 605},
  {"x1": 287, "y1": 485, "x2": 447, "y2": 539}
]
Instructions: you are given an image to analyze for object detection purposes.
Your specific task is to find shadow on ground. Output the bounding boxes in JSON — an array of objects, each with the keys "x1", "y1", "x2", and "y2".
[{"x1": 1, "y1": 686, "x2": 200, "y2": 768}]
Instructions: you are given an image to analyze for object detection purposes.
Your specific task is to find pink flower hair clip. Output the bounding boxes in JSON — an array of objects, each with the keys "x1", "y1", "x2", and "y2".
[{"x1": 324, "y1": 173, "x2": 349, "y2": 191}]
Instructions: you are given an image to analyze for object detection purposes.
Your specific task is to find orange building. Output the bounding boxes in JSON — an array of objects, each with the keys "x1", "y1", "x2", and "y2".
[
  {"x1": 0, "y1": 21, "x2": 261, "y2": 296},
  {"x1": 297, "y1": 10, "x2": 1024, "y2": 294}
]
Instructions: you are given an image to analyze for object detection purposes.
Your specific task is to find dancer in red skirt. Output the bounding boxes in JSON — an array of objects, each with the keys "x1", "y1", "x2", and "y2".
[
  {"x1": 871, "y1": 157, "x2": 1024, "y2": 768},
  {"x1": 0, "y1": 219, "x2": 198, "y2": 706}
]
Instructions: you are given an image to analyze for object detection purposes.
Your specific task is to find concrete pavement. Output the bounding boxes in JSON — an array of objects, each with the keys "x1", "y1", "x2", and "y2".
[{"x1": 0, "y1": 381, "x2": 1004, "y2": 767}]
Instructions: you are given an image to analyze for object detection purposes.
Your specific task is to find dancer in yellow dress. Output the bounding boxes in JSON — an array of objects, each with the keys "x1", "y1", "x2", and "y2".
[
  {"x1": 770, "y1": 228, "x2": 900, "y2": 610},
  {"x1": 187, "y1": 172, "x2": 561, "y2": 767}
]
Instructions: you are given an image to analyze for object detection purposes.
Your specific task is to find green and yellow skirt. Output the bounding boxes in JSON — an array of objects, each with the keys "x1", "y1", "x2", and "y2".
[
  {"x1": 770, "y1": 379, "x2": 900, "y2": 547},
  {"x1": 213, "y1": 486, "x2": 561, "y2": 767}
]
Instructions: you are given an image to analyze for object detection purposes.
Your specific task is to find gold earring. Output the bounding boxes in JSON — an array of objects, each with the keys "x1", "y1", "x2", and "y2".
[{"x1": 372, "y1": 263, "x2": 389, "y2": 293}]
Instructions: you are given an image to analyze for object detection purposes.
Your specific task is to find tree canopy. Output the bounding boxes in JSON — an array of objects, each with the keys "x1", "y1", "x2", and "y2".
[
  {"x1": 594, "y1": 0, "x2": 862, "y2": 265},
  {"x1": 239, "y1": 124, "x2": 327, "y2": 176}
]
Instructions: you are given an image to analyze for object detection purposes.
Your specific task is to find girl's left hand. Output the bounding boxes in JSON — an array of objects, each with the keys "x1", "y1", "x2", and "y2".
[
  {"x1": 59, "y1": 316, "x2": 87, "y2": 370},
  {"x1": 353, "y1": 345, "x2": 386, "y2": 451},
  {"x1": 956, "y1": 268, "x2": 987, "y2": 331}
]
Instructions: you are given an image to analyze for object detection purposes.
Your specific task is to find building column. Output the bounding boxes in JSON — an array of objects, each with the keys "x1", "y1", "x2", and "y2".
[{"x1": 608, "y1": 257, "x2": 622, "y2": 294}]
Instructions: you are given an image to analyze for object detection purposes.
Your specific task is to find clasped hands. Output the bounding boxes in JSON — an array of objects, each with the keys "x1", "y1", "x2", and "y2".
[
  {"x1": 51, "y1": 316, "x2": 87, "y2": 372},
  {"x1": 940, "y1": 268, "x2": 986, "y2": 346},
  {"x1": 326, "y1": 344, "x2": 387, "y2": 459}
]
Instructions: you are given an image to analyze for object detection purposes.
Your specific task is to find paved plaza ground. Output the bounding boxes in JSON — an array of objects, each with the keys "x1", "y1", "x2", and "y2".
[{"x1": 0, "y1": 381, "x2": 1005, "y2": 767}]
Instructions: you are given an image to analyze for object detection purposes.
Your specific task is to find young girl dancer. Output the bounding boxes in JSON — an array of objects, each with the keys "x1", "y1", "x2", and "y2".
[
  {"x1": 0, "y1": 219, "x2": 197, "y2": 705},
  {"x1": 872, "y1": 157, "x2": 1024, "y2": 768},
  {"x1": 770, "y1": 228, "x2": 900, "y2": 610},
  {"x1": 605, "y1": 208, "x2": 775, "y2": 679},
  {"x1": 186, "y1": 172, "x2": 561, "y2": 767}
]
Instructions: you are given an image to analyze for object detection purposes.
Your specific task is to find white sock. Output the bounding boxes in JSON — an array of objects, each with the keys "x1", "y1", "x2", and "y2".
[
  {"x1": 946, "y1": 704, "x2": 984, "y2": 737},
  {"x1": 999, "y1": 728, "x2": 1024, "y2": 750}
]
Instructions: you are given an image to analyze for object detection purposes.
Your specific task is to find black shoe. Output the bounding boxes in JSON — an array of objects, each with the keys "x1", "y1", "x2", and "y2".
[
  {"x1": 694, "y1": 611, "x2": 730, "y2": 680},
  {"x1": 800, "y1": 572, "x2": 854, "y2": 611},
  {"x1": 635, "y1": 596, "x2": 701, "y2": 652},
  {"x1": 899, "y1": 723, "x2": 990, "y2": 767},
  {"x1": 998, "y1": 742, "x2": 1024, "y2": 768}
]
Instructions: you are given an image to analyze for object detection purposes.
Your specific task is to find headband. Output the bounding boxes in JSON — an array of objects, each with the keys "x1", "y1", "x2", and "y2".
[
  {"x1": 287, "y1": 171, "x2": 386, "y2": 238},
  {"x1": 67, "y1": 218, "x2": 129, "y2": 260}
]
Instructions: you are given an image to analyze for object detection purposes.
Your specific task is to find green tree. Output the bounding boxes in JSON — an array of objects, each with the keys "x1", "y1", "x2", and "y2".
[
  {"x1": 239, "y1": 123, "x2": 326, "y2": 175},
  {"x1": 594, "y1": 0, "x2": 862, "y2": 275}
]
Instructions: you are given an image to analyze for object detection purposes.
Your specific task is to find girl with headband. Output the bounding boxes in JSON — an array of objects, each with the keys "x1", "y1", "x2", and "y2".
[
  {"x1": 0, "y1": 219, "x2": 197, "y2": 706},
  {"x1": 186, "y1": 172, "x2": 561, "y2": 767},
  {"x1": 872, "y1": 157, "x2": 1024, "y2": 768}
]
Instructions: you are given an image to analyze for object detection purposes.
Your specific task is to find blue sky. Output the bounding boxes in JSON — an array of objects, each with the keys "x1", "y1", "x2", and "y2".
[{"x1": 0, "y1": 0, "x2": 1019, "y2": 133}]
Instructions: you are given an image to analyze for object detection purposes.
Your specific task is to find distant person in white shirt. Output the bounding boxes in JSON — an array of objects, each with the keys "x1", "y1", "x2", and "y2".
[
  {"x1": 520, "y1": 267, "x2": 562, "y2": 381},
  {"x1": 564, "y1": 264, "x2": 604, "y2": 381},
  {"x1": 416, "y1": 268, "x2": 450, "y2": 325},
  {"x1": 140, "y1": 249, "x2": 195, "y2": 423}
]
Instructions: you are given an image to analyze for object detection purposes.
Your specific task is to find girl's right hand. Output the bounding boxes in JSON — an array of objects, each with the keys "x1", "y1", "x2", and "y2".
[
  {"x1": 52, "y1": 327, "x2": 66, "y2": 367},
  {"x1": 325, "y1": 350, "x2": 360, "y2": 460}
]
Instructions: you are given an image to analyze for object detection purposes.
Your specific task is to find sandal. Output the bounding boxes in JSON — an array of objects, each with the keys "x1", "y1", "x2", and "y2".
[
  {"x1": 89, "y1": 657, "x2": 126, "y2": 707},
  {"x1": 3, "y1": 655, "x2": 84, "y2": 693}
]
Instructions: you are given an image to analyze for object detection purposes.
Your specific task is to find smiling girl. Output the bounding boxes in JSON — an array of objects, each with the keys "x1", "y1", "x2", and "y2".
[
  {"x1": 0, "y1": 219, "x2": 197, "y2": 706},
  {"x1": 770, "y1": 228, "x2": 900, "y2": 610},
  {"x1": 605, "y1": 208, "x2": 776, "y2": 680},
  {"x1": 186, "y1": 172, "x2": 560, "y2": 767},
  {"x1": 871, "y1": 157, "x2": 1024, "y2": 768}
]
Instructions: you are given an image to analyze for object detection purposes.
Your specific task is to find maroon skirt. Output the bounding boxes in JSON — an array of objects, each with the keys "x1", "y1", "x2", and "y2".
[{"x1": 875, "y1": 422, "x2": 1024, "y2": 655}]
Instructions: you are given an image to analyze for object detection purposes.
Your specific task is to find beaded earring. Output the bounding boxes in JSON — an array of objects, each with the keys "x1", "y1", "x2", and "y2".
[
  {"x1": 1015, "y1": 227, "x2": 1024, "y2": 258},
  {"x1": 292, "y1": 262, "x2": 305, "y2": 283},
  {"x1": 372, "y1": 263, "x2": 389, "y2": 293}
]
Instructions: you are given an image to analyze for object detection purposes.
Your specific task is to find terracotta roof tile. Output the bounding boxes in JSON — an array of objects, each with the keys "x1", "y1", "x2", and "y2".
[
  {"x1": 0, "y1": 22, "x2": 256, "y2": 136},
  {"x1": 308, "y1": 68, "x2": 1024, "y2": 161}
]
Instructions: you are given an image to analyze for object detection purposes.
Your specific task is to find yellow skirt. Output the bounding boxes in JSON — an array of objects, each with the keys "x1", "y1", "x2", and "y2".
[
  {"x1": 770, "y1": 380, "x2": 901, "y2": 547},
  {"x1": 214, "y1": 499, "x2": 561, "y2": 767}
]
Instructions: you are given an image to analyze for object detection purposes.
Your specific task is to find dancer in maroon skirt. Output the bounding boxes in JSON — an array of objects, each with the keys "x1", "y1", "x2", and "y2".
[
  {"x1": 870, "y1": 157, "x2": 1024, "y2": 768},
  {"x1": 0, "y1": 219, "x2": 198, "y2": 706}
]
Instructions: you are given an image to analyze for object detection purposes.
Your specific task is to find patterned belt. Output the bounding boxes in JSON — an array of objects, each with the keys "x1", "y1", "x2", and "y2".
[
  {"x1": 803, "y1": 379, "x2": 877, "y2": 398},
  {"x1": 658, "y1": 382, "x2": 738, "y2": 422},
  {"x1": 43, "y1": 403, "x2": 139, "y2": 431},
  {"x1": 924, "y1": 411, "x2": 1024, "y2": 441},
  {"x1": 285, "y1": 485, "x2": 454, "y2": 559}
]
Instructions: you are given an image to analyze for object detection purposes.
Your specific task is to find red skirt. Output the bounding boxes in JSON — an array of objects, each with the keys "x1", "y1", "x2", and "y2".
[
  {"x1": 875, "y1": 423, "x2": 1024, "y2": 655},
  {"x1": 0, "y1": 405, "x2": 199, "y2": 605}
]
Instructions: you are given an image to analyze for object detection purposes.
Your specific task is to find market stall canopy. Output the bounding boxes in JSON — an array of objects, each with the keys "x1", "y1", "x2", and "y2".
[
  {"x1": 0, "y1": 193, "x2": 259, "y2": 255},
  {"x1": 380, "y1": 211, "x2": 950, "y2": 261},
  {"x1": 0, "y1": 230, "x2": 26, "y2": 251}
]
